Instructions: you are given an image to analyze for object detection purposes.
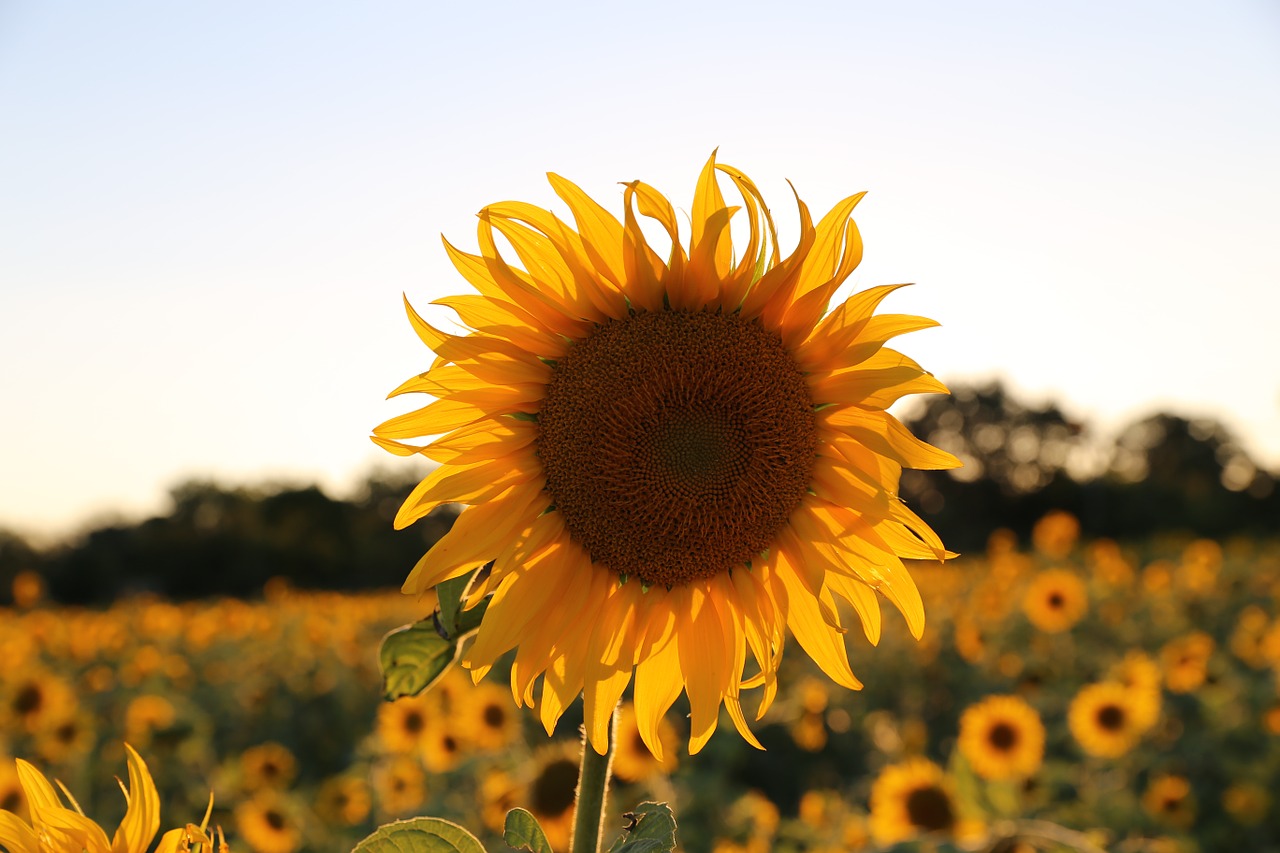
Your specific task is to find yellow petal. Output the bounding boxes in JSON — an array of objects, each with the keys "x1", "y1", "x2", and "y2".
[
  {"x1": 822, "y1": 407, "x2": 961, "y2": 471},
  {"x1": 632, "y1": 600, "x2": 682, "y2": 763},
  {"x1": 775, "y1": 551, "x2": 862, "y2": 690},
  {"x1": 583, "y1": 580, "x2": 642, "y2": 754},
  {"x1": 112, "y1": 744, "x2": 160, "y2": 853},
  {"x1": 373, "y1": 397, "x2": 487, "y2": 441},
  {"x1": 0, "y1": 811, "x2": 41, "y2": 853}
]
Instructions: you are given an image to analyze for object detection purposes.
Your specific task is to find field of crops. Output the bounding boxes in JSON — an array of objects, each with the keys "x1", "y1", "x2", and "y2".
[{"x1": 4, "y1": 513, "x2": 1280, "y2": 852}]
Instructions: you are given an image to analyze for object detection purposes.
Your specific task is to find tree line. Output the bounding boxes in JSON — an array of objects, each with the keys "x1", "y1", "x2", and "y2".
[{"x1": 1, "y1": 380, "x2": 1276, "y2": 605}]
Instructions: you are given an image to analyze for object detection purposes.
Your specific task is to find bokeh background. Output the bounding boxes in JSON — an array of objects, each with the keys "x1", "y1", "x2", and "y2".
[{"x1": 3, "y1": 2, "x2": 1280, "y2": 852}]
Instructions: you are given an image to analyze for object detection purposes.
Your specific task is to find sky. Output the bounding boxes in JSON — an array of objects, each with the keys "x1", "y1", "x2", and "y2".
[{"x1": 1, "y1": 1, "x2": 1278, "y2": 541}]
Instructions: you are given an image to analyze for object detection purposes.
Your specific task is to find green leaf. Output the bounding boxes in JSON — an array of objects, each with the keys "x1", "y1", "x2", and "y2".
[
  {"x1": 606, "y1": 803, "x2": 677, "y2": 853},
  {"x1": 352, "y1": 817, "x2": 487, "y2": 853},
  {"x1": 435, "y1": 570, "x2": 489, "y2": 639},
  {"x1": 379, "y1": 620, "x2": 460, "y2": 701},
  {"x1": 502, "y1": 809, "x2": 553, "y2": 853}
]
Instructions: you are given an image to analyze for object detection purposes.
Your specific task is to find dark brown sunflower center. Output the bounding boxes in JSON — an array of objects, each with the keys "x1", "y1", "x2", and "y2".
[
  {"x1": 482, "y1": 703, "x2": 505, "y2": 728},
  {"x1": 404, "y1": 710, "x2": 425, "y2": 734},
  {"x1": 905, "y1": 785, "x2": 955, "y2": 831},
  {"x1": 1047, "y1": 592, "x2": 1064, "y2": 609},
  {"x1": 265, "y1": 810, "x2": 286, "y2": 832},
  {"x1": 1, "y1": 789, "x2": 21, "y2": 812},
  {"x1": 988, "y1": 721, "x2": 1019, "y2": 751},
  {"x1": 531, "y1": 758, "x2": 579, "y2": 817},
  {"x1": 538, "y1": 310, "x2": 817, "y2": 587},
  {"x1": 14, "y1": 684, "x2": 42, "y2": 715},
  {"x1": 1097, "y1": 704, "x2": 1126, "y2": 731}
]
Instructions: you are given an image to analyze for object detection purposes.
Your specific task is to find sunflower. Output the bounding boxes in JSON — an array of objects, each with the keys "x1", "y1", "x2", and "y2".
[
  {"x1": 123, "y1": 694, "x2": 177, "y2": 747},
  {"x1": 0, "y1": 743, "x2": 202, "y2": 853},
  {"x1": 461, "y1": 682, "x2": 523, "y2": 752},
  {"x1": 2, "y1": 669, "x2": 74, "y2": 734},
  {"x1": 478, "y1": 769, "x2": 520, "y2": 834},
  {"x1": 868, "y1": 757, "x2": 961, "y2": 844},
  {"x1": 1142, "y1": 774, "x2": 1195, "y2": 829},
  {"x1": 375, "y1": 695, "x2": 433, "y2": 755},
  {"x1": 374, "y1": 154, "x2": 957, "y2": 756},
  {"x1": 314, "y1": 775, "x2": 372, "y2": 827},
  {"x1": 234, "y1": 791, "x2": 302, "y2": 853},
  {"x1": 610, "y1": 702, "x2": 678, "y2": 783},
  {"x1": 0, "y1": 759, "x2": 27, "y2": 822},
  {"x1": 33, "y1": 710, "x2": 95, "y2": 764},
  {"x1": 419, "y1": 723, "x2": 465, "y2": 774},
  {"x1": 957, "y1": 695, "x2": 1045, "y2": 781},
  {"x1": 524, "y1": 746, "x2": 581, "y2": 852},
  {"x1": 239, "y1": 742, "x2": 298, "y2": 791},
  {"x1": 371, "y1": 756, "x2": 427, "y2": 817},
  {"x1": 1021, "y1": 569, "x2": 1088, "y2": 634},
  {"x1": 1068, "y1": 682, "x2": 1153, "y2": 758},
  {"x1": 1160, "y1": 632, "x2": 1214, "y2": 694},
  {"x1": 1030, "y1": 510, "x2": 1079, "y2": 559}
]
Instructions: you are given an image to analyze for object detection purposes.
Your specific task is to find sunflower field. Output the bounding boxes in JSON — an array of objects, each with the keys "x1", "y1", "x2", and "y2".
[{"x1": 4, "y1": 512, "x2": 1279, "y2": 852}]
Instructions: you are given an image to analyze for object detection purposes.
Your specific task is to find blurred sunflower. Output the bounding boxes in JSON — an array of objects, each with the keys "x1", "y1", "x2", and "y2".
[
  {"x1": 1222, "y1": 782, "x2": 1270, "y2": 826},
  {"x1": 419, "y1": 724, "x2": 464, "y2": 774},
  {"x1": 957, "y1": 695, "x2": 1045, "y2": 781},
  {"x1": 611, "y1": 702, "x2": 678, "y2": 784},
  {"x1": 1142, "y1": 774, "x2": 1195, "y2": 829},
  {"x1": 234, "y1": 791, "x2": 301, "y2": 853},
  {"x1": 1160, "y1": 632, "x2": 1214, "y2": 694},
  {"x1": 478, "y1": 769, "x2": 520, "y2": 834},
  {"x1": 1031, "y1": 510, "x2": 1079, "y2": 559},
  {"x1": 0, "y1": 759, "x2": 28, "y2": 822},
  {"x1": 1021, "y1": 569, "x2": 1088, "y2": 634},
  {"x1": 524, "y1": 746, "x2": 580, "y2": 852},
  {"x1": 375, "y1": 696, "x2": 433, "y2": 755},
  {"x1": 1107, "y1": 651, "x2": 1162, "y2": 731},
  {"x1": 868, "y1": 757, "x2": 967, "y2": 844},
  {"x1": 375, "y1": 154, "x2": 957, "y2": 756},
  {"x1": 314, "y1": 775, "x2": 371, "y2": 827},
  {"x1": 123, "y1": 694, "x2": 177, "y2": 747},
  {"x1": 0, "y1": 744, "x2": 202, "y2": 853},
  {"x1": 372, "y1": 756, "x2": 427, "y2": 817},
  {"x1": 1068, "y1": 682, "x2": 1152, "y2": 758},
  {"x1": 462, "y1": 682, "x2": 522, "y2": 752},
  {"x1": 239, "y1": 742, "x2": 298, "y2": 792},
  {"x1": 33, "y1": 711, "x2": 95, "y2": 764},
  {"x1": 2, "y1": 669, "x2": 74, "y2": 734}
]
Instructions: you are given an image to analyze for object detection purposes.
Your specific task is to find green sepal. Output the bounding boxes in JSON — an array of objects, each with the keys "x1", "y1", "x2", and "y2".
[
  {"x1": 379, "y1": 621, "x2": 461, "y2": 702},
  {"x1": 502, "y1": 809, "x2": 553, "y2": 853},
  {"x1": 606, "y1": 802, "x2": 677, "y2": 853},
  {"x1": 508, "y1": 412, "x2": 539, "y2": 422},
  {"x1": 435, "y1": 571, "x2": 489, "y2": 640},
  {"x1": 352, "y1": 817, "x2": 487, "y2": 853}
]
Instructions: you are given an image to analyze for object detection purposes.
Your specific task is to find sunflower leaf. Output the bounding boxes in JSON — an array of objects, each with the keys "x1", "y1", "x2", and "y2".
[
  {"x1": 502, "y1": 809, "x2": 553, "y2": 853},
  {"x1": 435, "y1": 569, "x2": 489, "y2": 639},
  {"x1": 606, "y1": 802, "x2": 677, "y2": 853},
  {"x1": 352, "y1": 817, "x2": 487, "y2": 853},
  {"x1": 379, "y1": 621, "x2": 460, "y2": 701}
]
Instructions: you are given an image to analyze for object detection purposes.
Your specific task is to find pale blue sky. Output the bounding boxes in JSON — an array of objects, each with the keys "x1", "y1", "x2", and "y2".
[{"x1": 2, "y1": 1, "x2": 1278, "y2": 538}]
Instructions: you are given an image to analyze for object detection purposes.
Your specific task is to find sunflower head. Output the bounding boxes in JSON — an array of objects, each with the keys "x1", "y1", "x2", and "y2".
[
  {"x1": 1068, "y1": 681, "x2": 1156, "y2": 759},
  {"x1": 1022, "y1": 569, "x2": 1088, "y2": 634},
  {"x1": 868, "y1": 758, "x2": 962, "y2": 844},
  {"x1": 375, "y1": 154, "x2": 957, "y2": 756},
  {"x1": 957, "y1": 694, "x2": 1045, "y2": 781}
]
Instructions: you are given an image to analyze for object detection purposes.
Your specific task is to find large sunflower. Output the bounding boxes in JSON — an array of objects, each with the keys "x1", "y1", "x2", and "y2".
[{"x1": 374, "y1": 154, "x2": 957, "y2": 756}]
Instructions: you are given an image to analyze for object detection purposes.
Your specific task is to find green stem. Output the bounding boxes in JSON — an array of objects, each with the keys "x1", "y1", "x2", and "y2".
[{"x1": 571, "y1": 707, "x2": 617, "y2": 853}]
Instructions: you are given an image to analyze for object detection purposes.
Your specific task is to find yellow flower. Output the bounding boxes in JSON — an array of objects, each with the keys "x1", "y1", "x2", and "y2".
[
  {"x1": 374, "y1": 154, "x2": 957, "y2": 756},
  {"x1": 314, "y1": 776, "x2": 371, "y2": 827},
  {"x1": 2, "y1": 670, "x2": 75, "y2": 735},
  {"x1": 461, "y1": 682, "x2": 523, "y2": 752},
  {"x1": 1107, "y1": 651, "x2": 1162, "y2": 732},
  {"x1": 868, "y1": 757, "x2": 960, "y2": 844},
  {"x1": 1031, "y1": 510, "x2": 1079, "y2": 558},
  {"x1": 1222, "y1": 782, "x2": 1269, "y2": 826},
  {"x1": 233, "y1": 791, "x2": 301, "y2": 853},
  {"x1": 123, "y1": 695, "x2": 176, "y2": 748},
  {"x1": 1068, "y1": 682, "x2": 1153, "y2": 758},
  {"x1": 957, "y1": 695, "x2": 1045, "y2": 781},
  {"x1": 371, "y1": 756, "x2": 426, "y2": 817},
  {"x1": 1142, "y1": 775, "x2": 1195, "y2": 829},
  {"x1": 523, "y1": 746, "x2": 580, "y2": 853},
  {"x1": 1021, "y1": 569, "x2": 1088, "y2": 633},
  {"x1": 0, "y1": 744, "x2": 202, "y2": 853},
  {"x1": 610, "y1": 703, "x2": 678, "y2": 783},
  {"x1": 1160, "y1": 632, "x2": 1214, "y2": 694},
  {"x1": 239, "y1": 743, "x2": 297, "y2": 792},
  {"x1": 375, "y1": 696, "x2": 433, "y2": 755}
]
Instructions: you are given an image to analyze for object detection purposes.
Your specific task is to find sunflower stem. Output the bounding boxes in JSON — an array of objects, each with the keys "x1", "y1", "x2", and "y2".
[{"x1": 570, "y1": 706, "x2": 617, "y2": 853}]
